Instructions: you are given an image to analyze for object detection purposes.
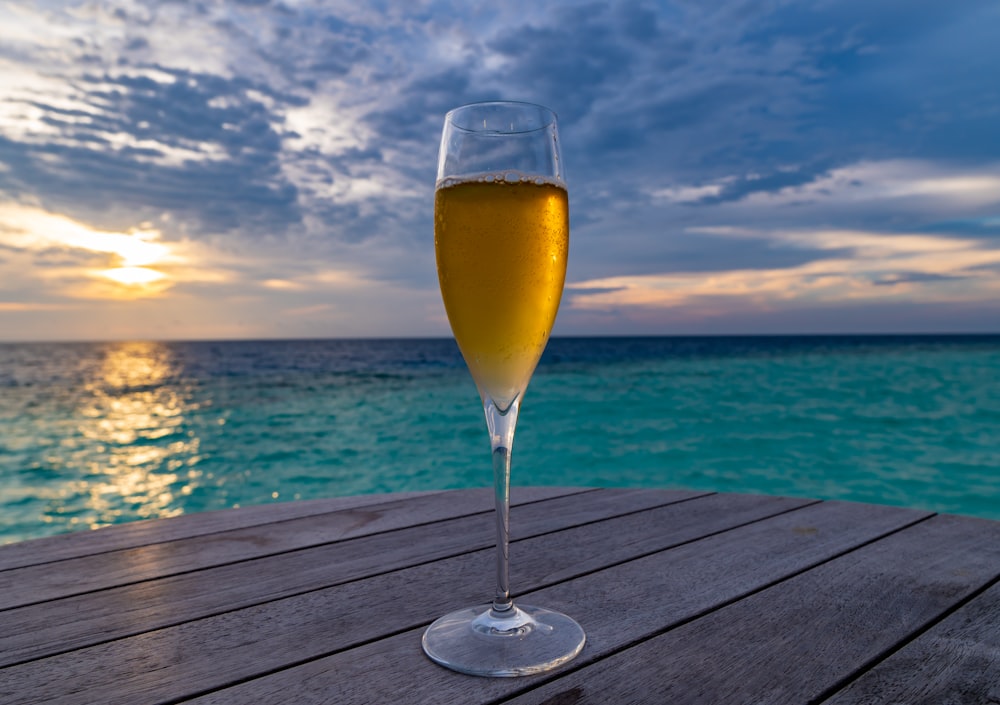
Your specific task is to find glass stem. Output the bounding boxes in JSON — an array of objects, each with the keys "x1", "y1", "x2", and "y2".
[{"x1": 484, "y1": 395, "x2": 520, "y2": 615}]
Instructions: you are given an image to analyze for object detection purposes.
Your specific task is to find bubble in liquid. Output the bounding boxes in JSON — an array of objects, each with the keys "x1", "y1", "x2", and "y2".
[
  {"x1": 485, "y1": 174, "x2": 494, "y2": 182},
  {"x1": 504, "y1": 172, "x2": 519, "y2": 183}
]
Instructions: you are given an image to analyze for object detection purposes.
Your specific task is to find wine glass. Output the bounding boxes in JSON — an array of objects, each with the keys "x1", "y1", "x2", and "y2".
[{"x1": 422, "y1": 101, "x2": 586, "y2": 677}]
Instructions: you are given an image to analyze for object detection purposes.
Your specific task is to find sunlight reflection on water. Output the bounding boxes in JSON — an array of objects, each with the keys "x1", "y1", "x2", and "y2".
[
  {"x1": 72, "y1": 343, "x2": 199, "y2": 526},
  {"x1": 57, "y1": 342, "x2": 204, "y2": 531}
]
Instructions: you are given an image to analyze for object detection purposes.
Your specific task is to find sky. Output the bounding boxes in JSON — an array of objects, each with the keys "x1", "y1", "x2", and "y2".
[{"x1": 0, "y1": 0, "x2": 998, "y2": 342}]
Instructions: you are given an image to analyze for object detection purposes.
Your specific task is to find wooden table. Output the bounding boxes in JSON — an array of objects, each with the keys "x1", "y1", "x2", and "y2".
[{"x1": 1, "y1": 487, "x2": 998, "y2": 704}]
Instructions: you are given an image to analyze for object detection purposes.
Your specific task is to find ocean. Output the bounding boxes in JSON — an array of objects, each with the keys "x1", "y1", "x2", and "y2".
[{"x1": 1, "y1": 335, "x2": 998, "y2": 545}]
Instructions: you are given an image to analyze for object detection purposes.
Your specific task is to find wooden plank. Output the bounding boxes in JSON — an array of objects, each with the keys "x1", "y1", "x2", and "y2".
[
  {"x1": 0, "y1": 493, "x2": 809, "y2": 705},
  {"x1": 179, "y1": 500, "x2": 931, "y2": 705},
  {"x1": 0, "y1": 491, "x2": 440, "y2": 570},
  {"x1": 0, "y1": 488, "x2": 703, "y2": 666},
  {"x1": 500, "y1": 513, "x2": 1000, "y2": 705},
  {"x1": 0, "y1": 486, "x2": 592, "y2": 609},
  {"x1": 823, "y1": 579, "x2": 1000, "y2": 705},
  {"x1": 0, "y1": 487, "x2": 588, "y2": 570}
]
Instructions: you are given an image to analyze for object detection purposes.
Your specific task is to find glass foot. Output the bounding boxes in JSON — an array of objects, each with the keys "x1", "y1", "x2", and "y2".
[{"x1": 422, "y1": 603, "x2": 586, "y2": 677}]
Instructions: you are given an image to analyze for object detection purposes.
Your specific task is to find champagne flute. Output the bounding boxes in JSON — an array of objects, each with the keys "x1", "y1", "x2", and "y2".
[{"x1": 422, "y1": 101, "x2": 586, "y2": 677}]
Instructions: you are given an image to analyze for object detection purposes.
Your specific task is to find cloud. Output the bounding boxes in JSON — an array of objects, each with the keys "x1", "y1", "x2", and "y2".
[
  {"x1": 0, "y1": 64, "x2": 303, "y2": 237},
  {"x1": 486, "y1": 3, "x2": 635, "y2": 122},
  {"x1": 0, "y1": 0, "x2": 998, "y2": 340},
  {"x1": 0, "y1": 202, "x2": 198, "y2": 301},
  {"x1": 566, "y1": 227, "x2": 1000, "y2": 325},
  {"x1": 744, "y1": 161, "x2": 1000, "y2": 211}
]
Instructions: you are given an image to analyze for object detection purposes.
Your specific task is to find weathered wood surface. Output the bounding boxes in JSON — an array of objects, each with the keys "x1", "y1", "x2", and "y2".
[
  {"x1": 0, "y1": 489, "x2": 997, "y2": 705},
  {"x1": 0, "y1": 489, "x2": 442, "y2": 571},
  {"x1": 0, "y1": 486, "x2": 589, "y2": 608}
]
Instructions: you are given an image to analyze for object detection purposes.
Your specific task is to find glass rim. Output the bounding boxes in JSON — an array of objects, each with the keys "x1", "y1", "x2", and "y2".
[{"x1": 444, "y1": 100, "x2": 558, "y2": 135}]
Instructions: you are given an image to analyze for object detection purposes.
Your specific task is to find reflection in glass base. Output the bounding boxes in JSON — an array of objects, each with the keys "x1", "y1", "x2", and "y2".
[{"x1": 422, "y1": 603, "x2": 586, "y2": 677}]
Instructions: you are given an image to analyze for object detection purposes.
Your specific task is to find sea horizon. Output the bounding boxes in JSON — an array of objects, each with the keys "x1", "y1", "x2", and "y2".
[{"x1": 2, "y1": 330, "x2": 999, "y2": 346}]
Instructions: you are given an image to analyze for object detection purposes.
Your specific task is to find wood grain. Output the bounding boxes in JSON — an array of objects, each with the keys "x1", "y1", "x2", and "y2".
[
  {"x1": 0, "y1": 488, "x2": 700, "y2": 666},
  {"x1": 2, "y1": 491, "x2": 997, "y2": 705},
  {"x1": 0, "y1": 490, "x2": 440, "y2": 570},
  {"x1": 0, "y1": 493, "x2": 800, "y2": 704},
  {"x1": 502, "y1": 513, "x2": 1000, "y2": 705},
  {"x1": 180, "y1": 500, "x2": 929, "y2": 705},
  {"x1": 0, "y1": 486, "x2": 591, "y2": 609},
  {"x1": 823, "y1": 579, "x2": 1000, "y2": 705}
]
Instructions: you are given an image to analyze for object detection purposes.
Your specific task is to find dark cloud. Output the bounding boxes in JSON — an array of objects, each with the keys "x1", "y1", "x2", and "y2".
[
  {"x1": 754, "y1": 1, "x2": 1000, "y2": 162},
  {"x1": 922, "y1": 219, "x2": 1000, "y2": 242},
  {"x1": 124, "y1": 37, "x2": 149, "y2": 52},
  {"x1": 567, "y1": 285, "x2": 626, "y2": 297},
  {"x1": 568, "y1": 221, "x2": 847, "y2": 281},
  {"x1": 82, "y1": 67, "x2": 301, "y2": 152},
  {"x1": 872, "y1": 272, "x2": 964, "y2": 287},
  {"x1": 698, "y1": 165, "x2": 837, "y2": 206},
  {"x1": 616, "y1": 0, "x2": 660, "y2": 43},
  {"x1": 645, "y1": 82, "x2": 760, "y2": 134},
  {"x1": 364, "y1": 67, "x2": 473, "y2": 145},
  {"x1": 560, "y1": 0, "x2": 998, "y2": 195},
  {"x1": 486, "y1": 3, "x2": 634, "y2": 122},
  {"x1": 308, "y1": 38, "x2": 370, "y2": 75},
  {"x1": 0, "y1": 0, "x2": 997, "y2": 339},
  {"x1": 0, "y1": 65, "x2": 304, "y2": 236}
]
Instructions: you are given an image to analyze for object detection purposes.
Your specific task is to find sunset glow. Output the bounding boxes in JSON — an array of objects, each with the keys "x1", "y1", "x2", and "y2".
[
  {"x1": 0, "y1": 204, "x2": 179, "y2": 301},
  {"x1": 568, "y1": 227, "x2": 1000, "y2": 320},
  {"x1": 100, "y1": 267, "x2": 169, "y2": 287},
  {"x1": 0, "y1": 1, "x2": 996, "y2": 339}
]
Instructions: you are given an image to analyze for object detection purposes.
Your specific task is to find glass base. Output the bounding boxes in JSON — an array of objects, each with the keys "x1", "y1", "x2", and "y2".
[{"x1": 422, "y1": 603, "x2": 585, "y2": 677}]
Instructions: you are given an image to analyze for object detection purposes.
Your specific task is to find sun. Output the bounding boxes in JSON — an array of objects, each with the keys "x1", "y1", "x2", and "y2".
[
  {"x1": 100, "y1": 266, "x2": 169, "y2": 286},
  {"x1": 0, "y1": 203, "x2": 180, "y2": 298}
]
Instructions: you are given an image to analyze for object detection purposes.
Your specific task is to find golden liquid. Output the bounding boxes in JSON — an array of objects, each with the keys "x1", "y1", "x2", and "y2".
[{"x1": 435, "y1": 177, "x2": 568, "y2": 407}]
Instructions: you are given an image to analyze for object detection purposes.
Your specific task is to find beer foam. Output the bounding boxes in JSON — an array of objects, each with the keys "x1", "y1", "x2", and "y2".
[{"x1": 437, "y1": 171, "x2": 566, "y2": 191}]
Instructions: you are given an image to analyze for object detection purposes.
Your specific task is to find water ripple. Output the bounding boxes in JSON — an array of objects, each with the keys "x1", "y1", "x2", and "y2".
[{"x1": 1, "y1": 335, "x2": 998, "y2": 544}]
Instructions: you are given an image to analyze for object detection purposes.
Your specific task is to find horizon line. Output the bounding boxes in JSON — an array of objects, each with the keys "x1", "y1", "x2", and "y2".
[{"x1": 2, "y1": 330, "x2": 999, "y2": 346}]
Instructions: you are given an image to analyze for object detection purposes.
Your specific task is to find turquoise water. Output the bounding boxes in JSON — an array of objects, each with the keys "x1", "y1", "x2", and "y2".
[{"x1": 1, "y1": 336, "x2": 998, "y2": 545}]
